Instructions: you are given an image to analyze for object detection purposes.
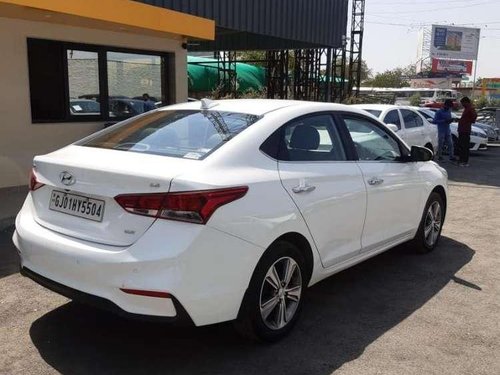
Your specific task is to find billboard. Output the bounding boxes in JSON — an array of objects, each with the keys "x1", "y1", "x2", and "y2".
[
  {"x1": 431, "y1": 59, "x2": 473, "y2": 75},
  {"x1": 430, "y1": 25, "x2": 480, "y2": 60},
  {"x1": 410, "y1": 78, "x2": 456, "y2": 89}
]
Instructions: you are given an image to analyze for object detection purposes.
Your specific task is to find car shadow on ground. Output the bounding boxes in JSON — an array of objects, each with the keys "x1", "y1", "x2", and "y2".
[
  {"x1": 0, "y1": 226, "x2": 19, "y2": 279},
  {"x1": 29, "y1": 237, "x2": 475, "y2": 375}
]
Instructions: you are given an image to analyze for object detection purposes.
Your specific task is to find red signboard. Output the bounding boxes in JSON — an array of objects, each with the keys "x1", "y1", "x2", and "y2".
[{"x1": 431, "y1": 59, "x2": 473, "y2": 74}]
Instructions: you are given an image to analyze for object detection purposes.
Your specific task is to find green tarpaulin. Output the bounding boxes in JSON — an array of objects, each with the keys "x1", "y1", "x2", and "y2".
[{"x1": 187, "y1": 56, "x2": 266, "y2": 93}]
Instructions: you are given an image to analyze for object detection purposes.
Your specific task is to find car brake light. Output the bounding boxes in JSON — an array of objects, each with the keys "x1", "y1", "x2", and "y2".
[
  {"x1": 114, "y1": 186, "x2": 248, "y2": 224},
  {"x1": 29, "y1": 168, "x2": 45, "y2": 191}
]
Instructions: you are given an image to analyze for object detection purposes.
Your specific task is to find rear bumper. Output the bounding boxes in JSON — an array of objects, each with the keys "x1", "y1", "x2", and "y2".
[
  {"x1": 14, "y1": 196, "x2": 264, "y2": 326},
  {"x1": 20, "y1": 267, "x2": 193, "y2": 324}
]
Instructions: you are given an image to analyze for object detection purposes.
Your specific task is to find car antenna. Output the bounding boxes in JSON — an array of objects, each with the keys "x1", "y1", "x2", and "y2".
[{"x1": 200, "y1": 98, "x2": 218, "y2": 111}]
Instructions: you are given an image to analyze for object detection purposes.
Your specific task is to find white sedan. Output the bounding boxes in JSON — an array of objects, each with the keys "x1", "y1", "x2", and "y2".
[
  {"x1": 351, "y1": 104, "x2": 439, "y2": 153},
  {"x1": 14, "y1": 99, "x2": 448, "y2": 342}
]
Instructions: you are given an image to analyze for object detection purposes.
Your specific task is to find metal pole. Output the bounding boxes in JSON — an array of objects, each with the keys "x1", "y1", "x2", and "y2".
[
  {"x1": 471, "y1": 30, "x2": 481, "y2": 99},
  {"x1": 471, "y1": 59, "x2": 478, "y2": 99}
]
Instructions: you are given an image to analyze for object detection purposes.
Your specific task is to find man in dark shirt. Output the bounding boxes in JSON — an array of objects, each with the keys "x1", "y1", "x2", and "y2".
[{"x1": 457, "y1": 97, "x2": 477, "y2": 167}]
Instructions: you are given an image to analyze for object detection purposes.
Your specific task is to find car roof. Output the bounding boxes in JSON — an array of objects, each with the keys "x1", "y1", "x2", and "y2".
[
  {"x1": 351, "y1": 104, "x2": 424, "y2": 114},
  {"x1": 350, "y1": 104, "x2": 399, "y2": 110},
  {"x1": 161, "y1": 99, "x2": 356, "y2": 116}
]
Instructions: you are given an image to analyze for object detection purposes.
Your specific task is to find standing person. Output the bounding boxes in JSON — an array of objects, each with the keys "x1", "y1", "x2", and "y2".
[
  {"x1": 457, "y1": 97, "x2": 477, "y2": 167},
  {"x1": 142, "y1": 93, "x2": 156, "y2": 112},
  {"x1": 433, "y1": 99, "x2": 457, "y2": 162}
]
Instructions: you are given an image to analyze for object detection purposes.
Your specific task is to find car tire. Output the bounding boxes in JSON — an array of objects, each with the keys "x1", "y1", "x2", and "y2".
[
  {"x1": 235, "y1": 240, "x2": 306, "y2": 342},
  {"x1": 412, "y1": 192, "x2": 445, "y2": 254}
]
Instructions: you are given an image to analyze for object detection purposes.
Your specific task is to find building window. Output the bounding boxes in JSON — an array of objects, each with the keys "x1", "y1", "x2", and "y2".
[
  {"x1": 67, "y1": 50, "x2": 101, "y2": 117},
  {"x1": 107, "y1": 52, "x2": 163, "y2": 118},
  {"x1": 27, "y1": 38, "x2": 172, "y2": 123}
]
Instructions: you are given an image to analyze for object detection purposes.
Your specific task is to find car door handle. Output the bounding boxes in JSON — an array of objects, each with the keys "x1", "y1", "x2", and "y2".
[
  {"x1": 292, "y1": 184, "x2": 316, "y2": 193},
  {"x1": 367, "y1": 177, "x2": 384, "y2": 186}
]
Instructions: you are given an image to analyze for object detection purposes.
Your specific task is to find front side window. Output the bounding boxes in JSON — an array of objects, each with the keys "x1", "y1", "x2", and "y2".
[
  {"x1": 418, "y1": 110, "x2": 434, "y2": 121},
  {"x1": 401, "y1": 109, "x2": 423, "y2": 129},
  {"x1": 383, "y1": 110, "x2": 402, "y2": 130},
  {"x1": 343, "y1": 115, "x2": 402, "y2": 161},
  {"x1": 279, "y1": 115, "x2": 346, "y2": 162},
  {"x1": 78, "y1": 110, "x2": 260, "y2": 159}
]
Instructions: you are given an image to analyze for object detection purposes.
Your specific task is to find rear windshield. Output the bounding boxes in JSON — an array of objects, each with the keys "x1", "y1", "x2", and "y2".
[
  {"x1": 78, "y1": 110, "x2": 260, "y2": 159},
  {"x1": 363, "y1": 109, "x2": 382, "y2": 118}
]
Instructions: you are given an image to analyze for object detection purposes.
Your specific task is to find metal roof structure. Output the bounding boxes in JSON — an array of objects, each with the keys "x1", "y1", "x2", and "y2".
[{"x1": 136, "y1": 0, "x2": 349, "y2": 50}]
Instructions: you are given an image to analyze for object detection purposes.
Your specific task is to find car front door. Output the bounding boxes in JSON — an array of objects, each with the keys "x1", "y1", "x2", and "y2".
[
  {"x1": 277, "y1": 113, "x2": 367, "y2": 268},
  {"x1": 341, "y1": 113, "x2": 425, "y2": 251},
  {"x1": 401, "y1": 109, "x2": 425, "y2": 147}
]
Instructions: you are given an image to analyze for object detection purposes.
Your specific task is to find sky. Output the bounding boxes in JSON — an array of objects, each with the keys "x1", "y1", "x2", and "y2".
[{"x1": 362, "y1": 0, "x2": 500, "y2": 78}]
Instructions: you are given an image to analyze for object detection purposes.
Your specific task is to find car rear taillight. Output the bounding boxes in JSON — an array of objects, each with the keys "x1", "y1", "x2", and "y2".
[
  {"x1": 29, "y1": 168, "x2": 45, "y2": 191},
  {"x1": 114, "y1": 186, "x2": 248, "y2": 224}
]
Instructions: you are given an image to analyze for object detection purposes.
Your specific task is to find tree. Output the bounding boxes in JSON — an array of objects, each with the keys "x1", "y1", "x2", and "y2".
[
  {"x1": 332, "y1": 59, "x2": 372, "y2": 82},
  {"x1": 364, "y1": 64, "x2": 415, "y2": 88},
  {"x1": 236, "y1": 51, "x2": 267, "y2": 67},
  {"x1": 409, "y1": 93, "x2": 421, "y2": 106},
  {"x1": 475, "y1": 95, "x2": 489, "y2": 109}
]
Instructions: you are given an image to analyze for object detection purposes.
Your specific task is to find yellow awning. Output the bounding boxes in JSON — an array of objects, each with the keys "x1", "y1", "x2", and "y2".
[{"x1": 0, "y1": 0, "x2": 215, "y2": 40}]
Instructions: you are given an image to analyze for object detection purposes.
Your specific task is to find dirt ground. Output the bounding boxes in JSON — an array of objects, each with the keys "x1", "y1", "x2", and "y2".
[{"x1": 1, "y1": 147, "x2": 499, "y2": 375}]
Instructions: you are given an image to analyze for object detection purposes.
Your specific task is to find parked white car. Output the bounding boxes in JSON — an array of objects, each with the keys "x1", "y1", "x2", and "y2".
[
  {"x1": 417, "y1": 108, "x2": 488, "y2": 152},
  {"x1": 352, "y1": 104, "x2": 439, "y2": 153},
  {"x1": 14, "y1": 99, "x2": 448, "y2": 341}
]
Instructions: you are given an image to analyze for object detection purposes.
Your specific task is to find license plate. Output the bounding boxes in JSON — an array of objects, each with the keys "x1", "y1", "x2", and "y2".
[{"x1": 49, "y1": 190, "x2": 105, "y2": 222}]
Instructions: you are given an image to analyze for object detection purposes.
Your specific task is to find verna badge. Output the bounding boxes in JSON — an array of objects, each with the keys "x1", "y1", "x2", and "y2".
[{"x1": 60, "y1": 171, "x2": 76, "y2": 186}]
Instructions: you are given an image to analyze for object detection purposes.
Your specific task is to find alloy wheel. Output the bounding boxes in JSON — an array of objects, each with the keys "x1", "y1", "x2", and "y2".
[
  {"x1": 424, "y1": 201, "x2": 442, "y2": 247},
  {"x1": 259, "y1": 257, "x2": 302, "y2": 330}
]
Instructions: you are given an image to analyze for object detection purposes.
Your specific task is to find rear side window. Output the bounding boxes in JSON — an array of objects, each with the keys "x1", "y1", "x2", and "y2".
[
  {"x1": 283, "y1": 115, "x2": 346, "y2": 161},
  {"x1": 383, "y1": 110, "x2": 402, "y2": 130},
  {"x1": 78, "y1": 110, "x2": 260, "y2": 159},
  {"x1": 261, "y1": 114, "x2": 347, "y2": 161}
]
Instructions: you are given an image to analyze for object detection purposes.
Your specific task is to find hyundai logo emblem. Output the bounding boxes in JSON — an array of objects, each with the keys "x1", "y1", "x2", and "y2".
[{"x1": 60, "y1": 171, "x2": 76, "y2": 186}]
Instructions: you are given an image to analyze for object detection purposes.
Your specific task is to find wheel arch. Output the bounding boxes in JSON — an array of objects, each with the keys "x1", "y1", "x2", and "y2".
[
  {"x1": 236, "y1": 231, "x2": 315, "y2": 322},
  {"x1": 431, "y1": 185, "x2": 447, "y2": 217},
  {"x1": 269, "y1": 232, "x2": 315, "y2": 284}
]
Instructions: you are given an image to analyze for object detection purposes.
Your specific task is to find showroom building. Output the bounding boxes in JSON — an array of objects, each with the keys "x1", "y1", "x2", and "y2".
[{"x1": 0, "y1": 0, "x2": 214, "y2": 190}]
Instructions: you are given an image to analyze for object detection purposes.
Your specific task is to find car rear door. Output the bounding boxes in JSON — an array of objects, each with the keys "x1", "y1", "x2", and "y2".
[
  {"x1": 276, "y1": 113, "x2": 367, "y2": 268},
  {"x1": 340, "y1": 113, "x2": 425, "y2": 251}
]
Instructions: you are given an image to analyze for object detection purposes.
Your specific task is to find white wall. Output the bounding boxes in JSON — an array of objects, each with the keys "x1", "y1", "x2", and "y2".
[{"x1": 0, "y1": 17, "x2": 187, "y2": 188}]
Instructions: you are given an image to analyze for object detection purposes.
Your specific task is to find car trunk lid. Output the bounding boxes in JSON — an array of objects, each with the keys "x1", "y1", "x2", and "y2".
[{"x1": 30, "y1": 145, "x2": 200, "y2": 246}]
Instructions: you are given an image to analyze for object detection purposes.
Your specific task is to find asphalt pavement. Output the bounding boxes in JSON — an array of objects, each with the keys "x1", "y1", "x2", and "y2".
[{"x1": 0, "y1": 147, "x2": 499, "y2": 375}]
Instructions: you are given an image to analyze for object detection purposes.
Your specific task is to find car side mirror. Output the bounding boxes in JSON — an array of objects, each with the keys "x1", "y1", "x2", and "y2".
[
  {"x1": 411, "y1": 145, "x2": 433, "y2": 162},
  {"x1": 386, "y1": 123, "x2": 399, "y2": 132}
]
